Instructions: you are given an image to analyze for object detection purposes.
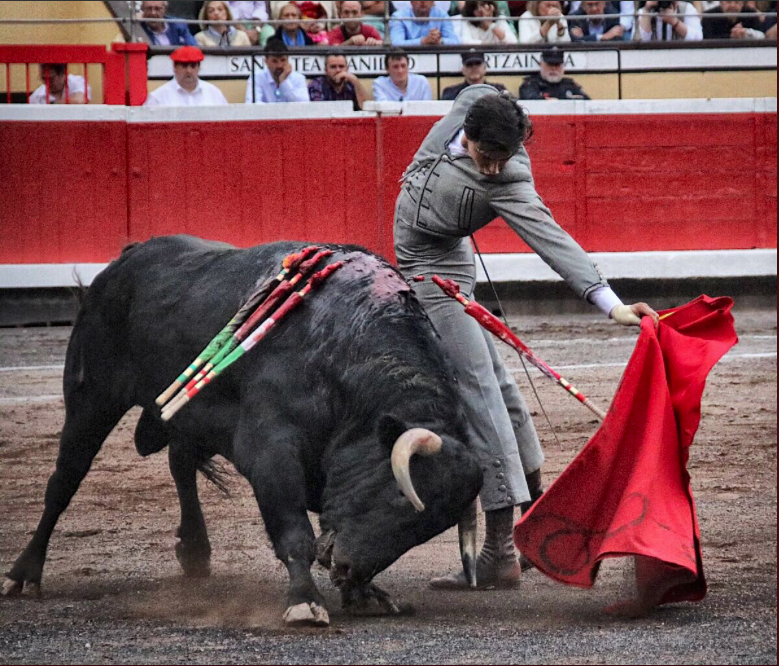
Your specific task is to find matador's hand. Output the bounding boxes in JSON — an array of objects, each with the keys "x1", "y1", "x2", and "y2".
[{"x1": 611, "y1": 303, "x2": 659, "y2": 327}]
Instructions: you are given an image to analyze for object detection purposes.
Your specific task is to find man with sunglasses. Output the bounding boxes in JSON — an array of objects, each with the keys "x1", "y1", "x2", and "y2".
[{"x1": 441, "y1": 50, "x2": 506, "y2": 101}]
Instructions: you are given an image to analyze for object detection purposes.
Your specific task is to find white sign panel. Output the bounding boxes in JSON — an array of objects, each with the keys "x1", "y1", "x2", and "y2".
[{"x1": 148, "y1": 51, "x2": 592, "y2": 79}]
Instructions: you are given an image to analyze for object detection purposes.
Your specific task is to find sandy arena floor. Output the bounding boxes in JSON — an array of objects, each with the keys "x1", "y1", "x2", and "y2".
[{"x1": 0, "y1": 307, "x2": 776, "y2": 664}]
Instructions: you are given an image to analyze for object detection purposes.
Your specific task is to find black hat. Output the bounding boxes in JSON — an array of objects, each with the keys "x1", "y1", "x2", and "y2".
[
  {"x1": 541, "y1": 47, "x2": 565, "y2": 65},
  {"x1": 461, "y1": 49, "x2": 485, "y2": 65}
]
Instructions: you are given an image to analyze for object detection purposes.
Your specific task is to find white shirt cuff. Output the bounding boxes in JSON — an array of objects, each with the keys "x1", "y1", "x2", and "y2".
[{"x1": 588, "y1": 286, "x2": 623, "y2": 317}]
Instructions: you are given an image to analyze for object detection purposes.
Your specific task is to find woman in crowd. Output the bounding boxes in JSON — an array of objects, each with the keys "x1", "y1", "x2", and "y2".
[
  {"x1": 196, "y1": 1, "x2": 252, "y2": 46},
  {"x1": 274, "y1": 3, "x2": 315, "y2": 46},
  {"x1": 518, "y1": 0, "x2": 571, "y2": 42},
  {"x1": 454, "y1": 0, "x2": 519, "y2": 43}
]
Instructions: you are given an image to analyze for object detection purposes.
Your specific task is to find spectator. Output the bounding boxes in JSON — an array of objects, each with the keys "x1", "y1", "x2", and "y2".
[
  {"x1": 441, "y1": 49, "x2": 507, "y2": 100},
  {"x1": 299, "y1": 2, "x2": 331, "y2": 43},
  {"x1": 569, "y1": 1, "x2": 635, "y2": 37},
  {"x1": 270, "y1": 1, "x2": 335, "y2": 19},
  {"x1": 518, "y1": 1, "x2": 572, "y2": 42},
  {"x1": 569, "y1": 0, "x2": 625, "y2": 39},
  {"x1": 245, "y1": 38, "x2": 311, "y2": 102},
  {"x1": 637, "y1": 1, "x2": 703, "y2": 40},
  {"x1": 394, "y1": 0, "x2": 452, "y2": 10},
  {"x1": 227, "y1": 1, "x2": 273, "y2": 45},
  {"x1": 361, "y1": 1, "x2": 396, "y2": 37},
  {"x1": 328, "y1": 1, "x2": 384, "y2": 44},
  {"x1": 454, "y1": 1, "x2": 520, "y2": 43},
  {"x1": 373, "y1": 48, "x2": 434, "y2": 101},
  {"x1": 703, "y1": 0, "x2": 766, "y2": 37},
  {"x1": 274, "y1": 3, "x2": 316, "y2": 45},
  {"x1": 390, "y1": 0, "x2": 461, "y2": 45},
  {"x1": 196, "y1": 1, "x2": 252, "y2": 46},
  {"x1": 758, "y1": 0, "x2": 777, "y2": 37},
  {"x1": 144, "y1": 46, "x2": 229, "y2": 106},
  {"x1": 309, "y1": 52, "x2": 369, "y2": 109},
  {"x1": 518, "y1": 46, "x2": 590, "y2": 99},
  {"x1": 139, "y1": 1, "x2": 199, "y2": 45},
  {"x1": 450, "y1": 0, "x2": 514, "y2": 15},
  {"x1": 29, "y1": 64, "x2": 91, "y2": 105}
]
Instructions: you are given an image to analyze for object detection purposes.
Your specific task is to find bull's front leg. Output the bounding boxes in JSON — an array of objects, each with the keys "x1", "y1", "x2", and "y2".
[{"x1": 233, "y1": 423, "x2": 329, "y2": 627}]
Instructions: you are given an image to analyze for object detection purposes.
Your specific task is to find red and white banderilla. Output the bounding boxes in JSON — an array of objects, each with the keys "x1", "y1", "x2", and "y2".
[
  {"x1": 162, "y1": 260, "x2": 346, "y2": 421},
  {"x1": 431, "y1": 275, "x2": 607, "y2": 421}
]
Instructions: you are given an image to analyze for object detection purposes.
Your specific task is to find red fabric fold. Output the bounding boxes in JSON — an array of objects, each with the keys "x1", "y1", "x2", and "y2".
[{"x1": 514, "y1": 295, "x2": 738, "y2": 606}]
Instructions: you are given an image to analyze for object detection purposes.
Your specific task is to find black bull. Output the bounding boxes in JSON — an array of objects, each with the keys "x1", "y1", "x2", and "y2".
[{"x1": 3, "y1": 236, "x2": 482, "y2": 626}]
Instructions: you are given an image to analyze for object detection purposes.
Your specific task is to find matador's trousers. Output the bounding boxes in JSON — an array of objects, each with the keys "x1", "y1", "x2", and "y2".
[{"x1": 394, "y1": 196, "x2": 544, "y2": 510}]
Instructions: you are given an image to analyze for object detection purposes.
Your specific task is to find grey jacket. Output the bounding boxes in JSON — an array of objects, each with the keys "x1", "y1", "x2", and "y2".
[{"x1": 394, "y1": 84, "x2": 607, "y2": 300}]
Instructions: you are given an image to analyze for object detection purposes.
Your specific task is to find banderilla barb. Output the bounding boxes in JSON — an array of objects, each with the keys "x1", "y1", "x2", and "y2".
[
  {"x1": 162, "y1": 260, "x2": 346, "y2": 422},
  {"x1": 161, "y1": 249, "x2": 333, "y2": 417},
  {"x1": 431, "y1": 275, "x2": 607, "y2": 421},
  {"x1": 155, "y1": 245, "x2": 321, "y2": 407}
]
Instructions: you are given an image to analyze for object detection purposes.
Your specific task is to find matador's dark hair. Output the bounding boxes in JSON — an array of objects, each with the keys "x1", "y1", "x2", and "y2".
[{"x1": 463, "y1": 91, "x2": 534, "y2": 155}]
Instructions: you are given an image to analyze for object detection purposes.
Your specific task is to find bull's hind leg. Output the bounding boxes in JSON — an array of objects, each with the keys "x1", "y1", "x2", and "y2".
[
  {"x1": 3, "y1": 394, "x2": 125, "y2": 597},
  {"x1": 168, "y1": 441, "x2": 212, "y2": 577},
  {"x1": 233, "y1": 421, "x2": 329, "y2": 627}
]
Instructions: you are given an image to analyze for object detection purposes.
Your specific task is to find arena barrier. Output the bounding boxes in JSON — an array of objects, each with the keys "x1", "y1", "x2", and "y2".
[{"x1": 0, "y1": 98, "x2": 775, "y2": 288}]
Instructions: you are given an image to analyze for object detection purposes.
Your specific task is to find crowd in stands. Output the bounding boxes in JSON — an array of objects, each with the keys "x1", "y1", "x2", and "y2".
[
  {"x1": 126, "y1": 0, "x2": 777, "y2": 47},
  {"x1": 25, "y1": 0, "x2": 775, "y2": 106}
]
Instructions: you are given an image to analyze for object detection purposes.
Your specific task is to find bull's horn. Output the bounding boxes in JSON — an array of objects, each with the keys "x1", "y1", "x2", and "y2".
[
  {"x1": 390, "y1": 428, "x2": 442, "y2": 512},
  {"x1": 458, "y1": 500, "x2": 478, "y2": 588}
]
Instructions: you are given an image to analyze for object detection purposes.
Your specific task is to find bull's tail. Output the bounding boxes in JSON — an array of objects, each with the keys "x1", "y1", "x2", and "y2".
[{"x1": 196, "y1": 454, "x2": 232, "y2": 496}]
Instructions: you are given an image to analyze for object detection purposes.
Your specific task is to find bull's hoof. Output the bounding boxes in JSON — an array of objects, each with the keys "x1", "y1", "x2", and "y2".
[
  {"x1": 341, "y1": 583, "x2": 412, "y2": 617},
  {"x1": 175, "y1": 541, "x2": 211, "y2": 578},
  {"x1": 1, "y1": 578, "x2": 40, "y2": 598},
  {"x1": 283, "y1": 602, "x2": 330, "y2": 627}
]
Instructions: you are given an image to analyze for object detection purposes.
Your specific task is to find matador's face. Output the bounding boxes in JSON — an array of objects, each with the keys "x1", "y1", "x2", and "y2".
[{"x1": 462, "y1": 135, "x2": 512, "y2": 176}]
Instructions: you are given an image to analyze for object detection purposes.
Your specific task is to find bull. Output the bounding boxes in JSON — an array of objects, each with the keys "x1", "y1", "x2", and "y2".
[{"x1": 3, "y1": 236, "x2": 482, "y2": 626}]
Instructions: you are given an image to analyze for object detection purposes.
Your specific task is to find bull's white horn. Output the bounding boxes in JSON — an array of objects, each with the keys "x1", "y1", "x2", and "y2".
[
  {"x1": 458, "y1": 500, "x2": 479, "y2": 588},
  {"x1": 391, "y1": 428, "x2": 443, "y2": 513}
]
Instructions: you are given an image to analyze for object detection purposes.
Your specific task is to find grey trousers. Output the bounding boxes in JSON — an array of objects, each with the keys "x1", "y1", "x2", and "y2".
[{"x1": 395, "y1": 222, "x2": 544, "y2": 510}]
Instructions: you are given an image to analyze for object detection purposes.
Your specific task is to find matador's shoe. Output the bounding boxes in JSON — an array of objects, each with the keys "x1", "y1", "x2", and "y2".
[{"x1": 429, "y1": 506, "x2": 521, "y2": 590}]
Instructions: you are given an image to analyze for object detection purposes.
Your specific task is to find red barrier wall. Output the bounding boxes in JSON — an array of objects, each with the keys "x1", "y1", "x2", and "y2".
[
  {"x1": 0, "y1": 112, "x2": 775, "y2": 265},
  {"x1": 0, "y1": 121, "x2": 128, "y2": 263}
]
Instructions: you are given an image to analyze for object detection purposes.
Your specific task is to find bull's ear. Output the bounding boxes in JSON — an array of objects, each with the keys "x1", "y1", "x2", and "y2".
[{"x1": 377, "y1": 414, "x2": 408, "y2": 450}]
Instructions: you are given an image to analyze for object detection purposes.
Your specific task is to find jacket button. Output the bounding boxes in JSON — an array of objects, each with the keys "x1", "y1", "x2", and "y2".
[
  {"x1": 493, "y1": 460, "x2": 502, "y2": 468},
  {"x1": 498, "y1": 485, "x2": 507, "y2": 492},
  {"x1": 496, "y1": 473, "x2": 505, "y2": 480}
]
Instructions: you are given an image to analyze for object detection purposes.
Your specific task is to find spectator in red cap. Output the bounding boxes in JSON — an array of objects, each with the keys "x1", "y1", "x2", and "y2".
[{"x1": 144, "y1": 46, "x2": 229, "y2": 106}]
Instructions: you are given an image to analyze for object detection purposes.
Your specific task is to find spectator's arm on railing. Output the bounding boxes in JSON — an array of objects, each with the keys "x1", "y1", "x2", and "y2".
[{"x1": 439, "y1": 16, "x2": 461, "y2": 44}]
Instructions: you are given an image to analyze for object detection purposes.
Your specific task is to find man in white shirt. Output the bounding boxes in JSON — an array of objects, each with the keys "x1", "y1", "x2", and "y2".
[
  {"x1": 372, "y1": 48, "x2": 433, "y2": 102},
  {"x1": 29, "y1": 63, "x2": 91, "y2": 104},
  {"x1": 144, "y1": 46, "x2": 229, "y2": 107},
  {"x1": 245, "y1": 38, "x2": 310, "y2": 104},
  {"x1": 637, "y1": 0, "x2": 704, "y2": 40}
]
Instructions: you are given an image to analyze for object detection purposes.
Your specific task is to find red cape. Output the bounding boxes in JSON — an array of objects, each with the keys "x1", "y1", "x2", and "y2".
[{"x1": 514, "y1": 295, "x2": 738, "y2": 606}]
